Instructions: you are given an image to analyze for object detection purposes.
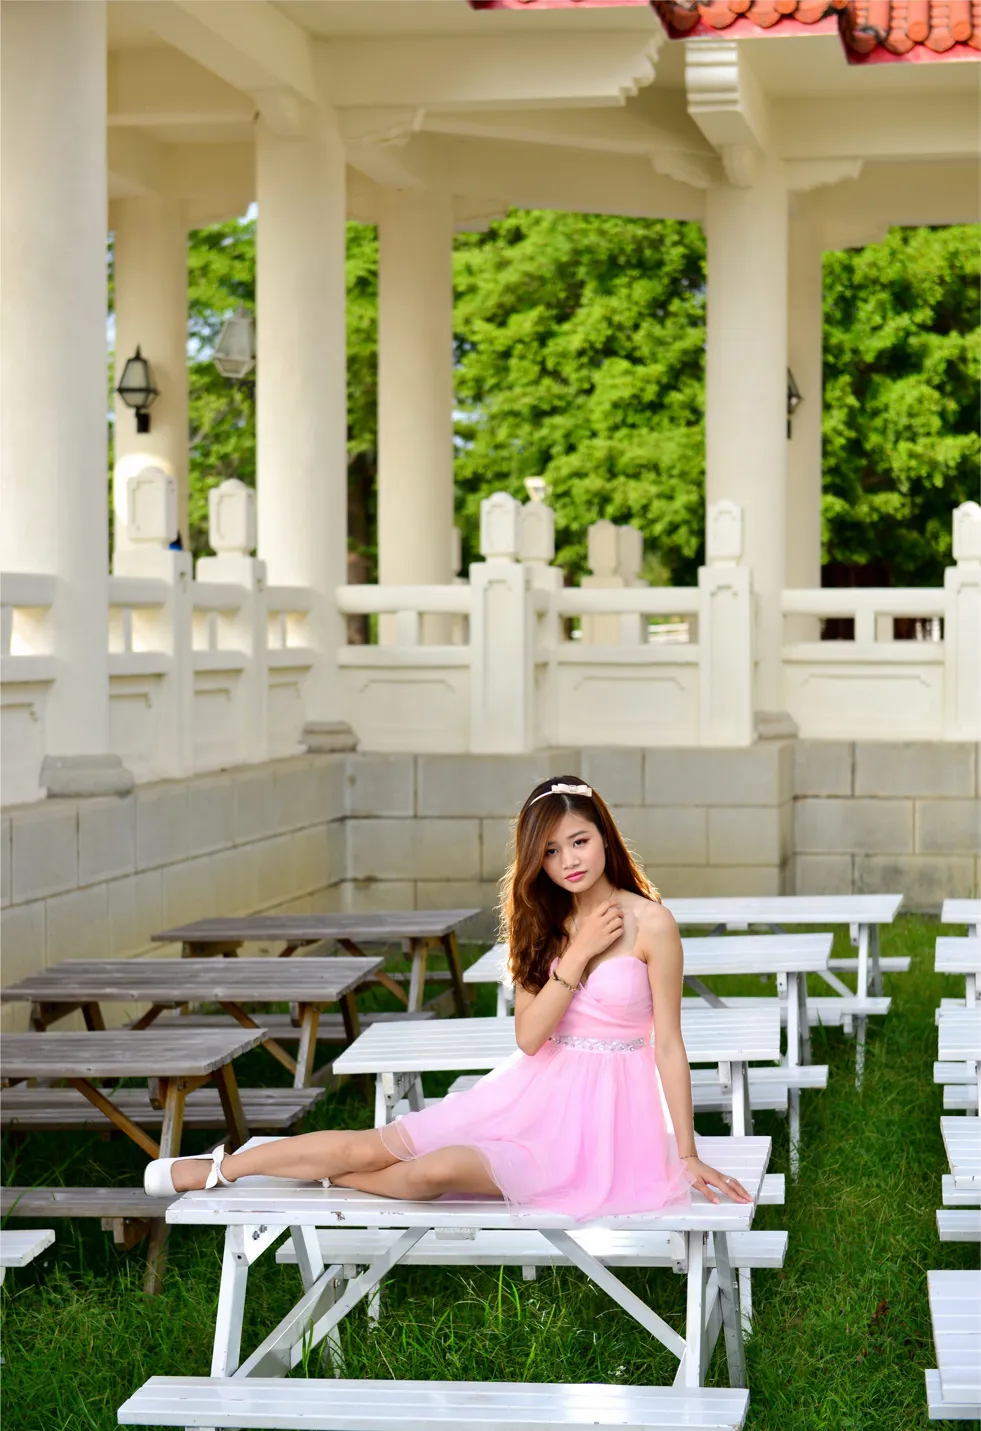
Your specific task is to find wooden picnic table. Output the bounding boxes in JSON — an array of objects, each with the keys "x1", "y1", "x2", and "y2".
[
  {"x1": 152, "y1": 910, "x2": 478, "y2": 1017},
  {"x1": 0, "y1": 1026, "x2": 263, "y2": 1292},
  {"x1": 113, "y1": 1132, "x2": 772, "y2": 1429},
  {"x1": 925, "y1": 1269, "x2": 981, "y2": 1420},
  {"x1": 937, "y1": 1006, "x2": 981, "y2": 1114},
  {"x1": 332, "y1": 1008, "x2": 781, "y2": 1139},
  {"x1": 1, "y1": 956, "x2": 383, "y2": 1089}
]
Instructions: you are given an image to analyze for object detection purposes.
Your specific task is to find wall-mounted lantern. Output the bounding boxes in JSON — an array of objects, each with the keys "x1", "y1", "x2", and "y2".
[
  {"x1": 115, "y1": 346, "x2": 159, "y2": 433},
  {"x1": 787, "y1": 368, "x2": 802, "y2": 438},
  {"x1": 213, "y1": 306, "x2": 256, "y2": 380}
]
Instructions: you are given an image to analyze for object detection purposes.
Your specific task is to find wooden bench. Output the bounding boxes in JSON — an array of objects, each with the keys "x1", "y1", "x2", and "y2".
[
  {"x1": 2, "y1": 1185, "x2": 175, "y2": 1250},
  {"x1": 936, "y1": 1209, "x2": 981, "y2": 1242},
  {"x1": 135, "y1": 1009, "x2": 435, "y2": 1042},
  {"x1": 118, "y1": 1378, "x2": 751, "y2": 1430},
  {"x1": 925, "y1": 1269, "x2": 981, "y2": 1421},
  {"x1": 1, "y1": 1085, "x2": 323, "y2": 1133}
]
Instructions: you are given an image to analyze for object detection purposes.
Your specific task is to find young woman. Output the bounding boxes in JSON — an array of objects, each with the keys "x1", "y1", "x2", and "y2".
[{"x1": 145, "y1": 778, "x2": 750, "y2": 1215}]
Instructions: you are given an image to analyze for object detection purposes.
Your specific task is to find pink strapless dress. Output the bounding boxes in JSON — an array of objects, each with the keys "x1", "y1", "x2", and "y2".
[{"x1": 380, "y1": 956, "x2": 692, "y2": 1221}]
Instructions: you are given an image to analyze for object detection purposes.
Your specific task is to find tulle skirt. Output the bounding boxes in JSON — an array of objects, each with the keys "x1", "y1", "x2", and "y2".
[{"x1": 380, "y1": 1039, "x2": 692, "y2": 1222}]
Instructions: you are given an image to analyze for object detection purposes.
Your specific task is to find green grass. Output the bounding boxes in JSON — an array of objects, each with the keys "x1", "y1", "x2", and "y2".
[{"x1": 1, "y1": 917, "x2": 978, "y2": 1430}]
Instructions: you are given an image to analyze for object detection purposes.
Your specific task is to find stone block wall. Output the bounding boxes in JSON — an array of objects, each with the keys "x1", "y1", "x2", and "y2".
[
  {"x1": 2, "y1": 741, "x2": 978, "y2": 1028},
  {"x1": 793, "y1": 741, "x2": 980, "y2": 908}
]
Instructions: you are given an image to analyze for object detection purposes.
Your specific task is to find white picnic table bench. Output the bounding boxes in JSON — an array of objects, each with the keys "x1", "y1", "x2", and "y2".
[
  {"x1": 465, "y1": 934, "x2": 832, "y2": 1170},
  {"x1": 925, "y1": 1269, "x2": 981, "y2": 1421},
  {"x1": 942, "y1": 900, "x2": 981, "y2": 937},
  {"x1": 662, "y1": 896, "x2": 904, "y2": 1087},
  {"x1": 0, "y1": 955, "x2": 383, "y2": 1089},
  {"x1": 0, "y1": 1228, "x2": 55, "y2": 1280},
  {"x1": 0, "y1": 1026, "x2": 262, "y2": 1292},
  {"x1": 935, "y1": 937, "x2": 981, "y2": 1009},
  {"x1": 116, "y1": 1134, "x2": 774, "y2": 1430},
  {"x1": 153, "y1": 910, "x2": 479, "y2": 1017}
]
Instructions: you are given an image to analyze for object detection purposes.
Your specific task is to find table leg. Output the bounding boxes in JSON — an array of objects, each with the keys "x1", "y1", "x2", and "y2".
[
  {"x1": 220, "y1": 1001, "x2": 298, "y2": 1080},
  {"x1": 338, "y1": 938, "x2": 409, "y2": 1007},
  {"x1": 408, "y1": 939, "x2": 428, "y2": 1012},
  {"x1": 68, "y1": 1078, "x2": 160, "y2": 1159},
  {"x1": 967, "y1": 973, "x2": 977, "y2": 1010},
  {"x1": 870, "y1": 924, "x2": 883, "y2": 998},
  {"x1": 713, "y1": 1232, "x2": 747, "y2": 1388},
  {"x1": 682, "y1": 1231, "x2": 707, "y2": 1388},
  {"x1": 339, "y1": 992, "x2": 361, "y2": 1045},
  {"x1": 855, "y1": 924, "x2": 870, "y2": 1089},
  {"x1": 214, "y1": 1064, "x2": 250, "y2": 1150},
  {"x1": 211, "y1": 1228, "x2": 250, "y2": 1376},
  {"x1": 81, "y1": 1002, "x2": 106, "y2": 1032},
  {"x1": 144, "y1": 1078, "x2": 187, "y2": 1295},
  {"x1": 293, "y1": 1004, "x2": 321, "y2": 1090},
  {"x1": 442, "y1": 932, "x2": 469, "y2": 1017}
]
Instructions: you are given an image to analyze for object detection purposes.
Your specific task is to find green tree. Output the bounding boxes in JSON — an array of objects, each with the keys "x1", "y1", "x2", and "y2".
[
  {"x1": 453, "y1": 211, "x2": 707, "y2": 583},
  {"x1": 821, "y1": 224, "x2": 980, "y2": 586}
]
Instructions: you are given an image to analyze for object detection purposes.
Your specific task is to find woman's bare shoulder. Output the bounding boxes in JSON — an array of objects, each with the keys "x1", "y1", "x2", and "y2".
[{"x1": 632, "y1": 896, "x2": 680, "y2": 954}]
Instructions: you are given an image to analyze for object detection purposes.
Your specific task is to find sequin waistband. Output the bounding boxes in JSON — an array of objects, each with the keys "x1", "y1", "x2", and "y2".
[{"x1": 549, "y1": 1032, "x2": 647, "y2": 1054}]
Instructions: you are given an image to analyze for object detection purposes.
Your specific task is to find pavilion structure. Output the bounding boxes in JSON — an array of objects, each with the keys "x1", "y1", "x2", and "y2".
[{"x1": 1, "y1": 0, "x2": 978, "y2": 805}]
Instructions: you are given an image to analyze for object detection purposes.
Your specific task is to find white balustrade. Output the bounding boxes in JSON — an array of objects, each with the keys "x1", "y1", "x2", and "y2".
[{"x1": 3, "y1": 493, "x2": 977, "y2": 798}]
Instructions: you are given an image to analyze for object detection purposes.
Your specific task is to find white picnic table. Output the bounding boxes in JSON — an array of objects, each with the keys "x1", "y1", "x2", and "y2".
[
  {"x1": 935, "y1": 937, "x2": 981, "y2": 1008},
  {"x1": 663, "y1": 896, "x2": 904, "y2": 1086},
  {"x1": 937, "y1": 1007, "x2": 981, "y2": 1116},
  {"x1": 115, "y1": 1134, "x2": 773, "y2": 1429},
  {"x1": 942, "y1": 900, "x2": 981, "y2": 937},
  {"x1": 925, "y1": 1269, "x2": 981, "y2": 1421},
  {"x1": 941, "y1": 1116, "x2": 981, "y2": 1193},
  {"x1": 331, "y1": 1008, "x2": 781, "y2": 1141},
  {"x1": 465, "y1": 936, "x2": 832, "y2": 1169}
]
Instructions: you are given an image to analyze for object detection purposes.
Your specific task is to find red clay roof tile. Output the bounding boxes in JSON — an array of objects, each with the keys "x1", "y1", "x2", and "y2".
[{"x1": 468, "y1": 0, "x2": 981, "y2": 59}]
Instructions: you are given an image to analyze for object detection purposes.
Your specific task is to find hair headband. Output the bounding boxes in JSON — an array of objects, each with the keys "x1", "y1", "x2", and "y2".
[{"x1": 529, "y1": 783, "x2": 592, "y2": 805}]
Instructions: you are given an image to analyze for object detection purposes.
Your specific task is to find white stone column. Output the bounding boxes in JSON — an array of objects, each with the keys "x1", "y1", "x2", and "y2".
[
  {"x1": 377, "y1": 189, "x2": 455, "y2": 641},
  {"x1": 255, "y1": 107, "x2": 348, "y2": 724},
  {"x1": 785, "y1": 204, "x2": 824, "y2": 641},
  {"x1": 705, "y1": 162, "x2": 789, "y2": 718},
  {"x1": 112, "y1": 197, "x2": 190, "y2": 553},
  {"x1": 0, "y1": 1, "x2": 128, "y2": 793}
]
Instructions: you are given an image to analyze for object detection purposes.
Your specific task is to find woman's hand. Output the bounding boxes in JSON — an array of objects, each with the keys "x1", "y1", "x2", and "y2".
[
  {"x1": 684, "y1": 1158, "x2": 752, "y2": 1205},
  {"x1": 570, "y1": 899, "x2": 624, "y2": 962}
]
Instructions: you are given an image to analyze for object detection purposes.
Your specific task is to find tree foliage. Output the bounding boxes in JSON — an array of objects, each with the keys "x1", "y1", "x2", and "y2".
[
  {"x1": 115, "y1": 212, "x2": 978, "y2": 584},
  {"x1": 821, "y1": 224, "x2": 980, "y2": 586}
]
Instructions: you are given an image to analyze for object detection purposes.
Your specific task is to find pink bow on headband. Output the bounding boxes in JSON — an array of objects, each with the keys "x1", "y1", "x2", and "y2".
[{"x1": 529, "y1": 783, "x2": 593, "y2": 804}]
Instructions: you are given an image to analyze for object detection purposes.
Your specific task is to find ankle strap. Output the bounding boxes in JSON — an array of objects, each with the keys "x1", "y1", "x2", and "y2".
[{"x1": 204, "y1": 1146, "x2": 232, "y2": 1190}]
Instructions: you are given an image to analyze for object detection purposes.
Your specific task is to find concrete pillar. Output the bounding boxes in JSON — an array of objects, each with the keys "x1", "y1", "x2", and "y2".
[
  {"x1": 112, "y1": 197, "x2": 189, "y2": 553},
  {"x1": 705, "y1": 162, "x2": 789, "y2": 718},
  {"x1": 255, "y1": 107, "x2": 348, "y2": 720},
  {"x1": 785, "y1": 204, "x2": 824, "y2": 641},
  {"x1": 377, "y1": 189, "x2": 455, "y2": 640},
  {"x1": 0, "y1": 1, "x2": 128, "y2": 792}
]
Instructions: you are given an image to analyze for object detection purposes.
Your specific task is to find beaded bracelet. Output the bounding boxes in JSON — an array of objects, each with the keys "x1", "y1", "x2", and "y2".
[{"x1": 551, "y1": 968, "x2": 582, "y2": 994}]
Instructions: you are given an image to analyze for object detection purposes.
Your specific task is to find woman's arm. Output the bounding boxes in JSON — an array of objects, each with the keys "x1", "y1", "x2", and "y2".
[
  {"x1": 513, "y1": 899, "x2": 623, "y2": 1055},
  {"x1": 644, "y1": 906, "x2": 751, "y2": 1205}
]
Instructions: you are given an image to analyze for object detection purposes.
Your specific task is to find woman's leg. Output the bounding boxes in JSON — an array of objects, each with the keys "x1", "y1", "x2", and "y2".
[
  {"x1": 168, "y1": 1128, "x2": 395, "y2": 1192},
  {"x1": 331, "y1": 1145, "x2": 500, "y2": 1201}
]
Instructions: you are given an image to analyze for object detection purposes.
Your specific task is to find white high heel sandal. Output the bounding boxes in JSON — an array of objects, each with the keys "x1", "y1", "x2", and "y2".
[{"x1": 144, "y1": 1145, "x2": 233, "y2": 1196}]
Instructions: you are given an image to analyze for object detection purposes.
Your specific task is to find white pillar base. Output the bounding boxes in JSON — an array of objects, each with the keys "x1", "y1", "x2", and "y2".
[{"x1": 40, "y1": 754, "x2": 134, "y2": 799}]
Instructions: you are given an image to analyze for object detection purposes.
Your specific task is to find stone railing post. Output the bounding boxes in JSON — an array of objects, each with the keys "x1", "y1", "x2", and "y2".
[
  {"x1": 111, "y1": 466, "x2": 194, "y2": 778},
  {"x1": 698, "y1": 499, "x2": 753, "y2": 745},
  {"x1": 944, "y1": 501, "x2": 981, "y2": 740},
  {"x1": 196, "y1": 478, "x2": 269, "y2": 762},
  {"x1": 469, "y1": 492, "x2": 536, "y2": 753},
  {"x1": 581, "y1": 520, "x2": 647, "y2": 644}
]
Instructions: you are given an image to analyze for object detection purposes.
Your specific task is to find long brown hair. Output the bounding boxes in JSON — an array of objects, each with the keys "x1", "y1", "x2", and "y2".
[{"x1": 500, "y1": 775, "x2": 660, "y2": 992}]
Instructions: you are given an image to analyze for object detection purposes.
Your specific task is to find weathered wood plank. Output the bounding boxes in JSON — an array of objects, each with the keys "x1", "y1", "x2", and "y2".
[
  {"x1": 1, "y1": 957, "x2": 383, "y2": 1005},
  {"x1": 1, "y1": 1086, "x2": 322, "y2": 1131},
  {"x1": 153, "y1": 910, "x2": 481, "y2": 945},
  {"x1": 0, "y1": 1028, "x2": 264, "y2": 1079}
]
